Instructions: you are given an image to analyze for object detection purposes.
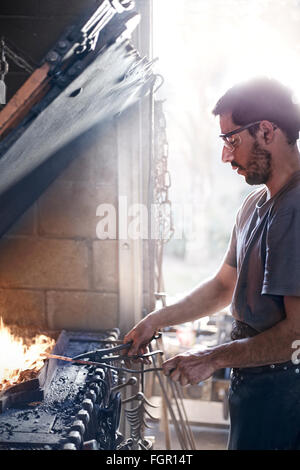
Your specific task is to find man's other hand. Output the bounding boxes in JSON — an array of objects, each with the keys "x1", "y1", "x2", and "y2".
[{"x1": 162, "y1": 349, "x2": 217, "y2": 386}]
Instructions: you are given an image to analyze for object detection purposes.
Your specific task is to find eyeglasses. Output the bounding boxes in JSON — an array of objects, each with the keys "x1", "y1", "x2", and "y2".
[{"x1": 219, "y1": 121, "x2": 262, "y2": 152}]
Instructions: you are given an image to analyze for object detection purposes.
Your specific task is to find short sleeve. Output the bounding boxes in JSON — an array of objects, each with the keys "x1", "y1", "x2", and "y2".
[
  {"x1": 224, "y1": 225, "x2": 237, "y2": 268},
  {"x1": 262, "y1": 209, "x2": 300, "y2": 296}
]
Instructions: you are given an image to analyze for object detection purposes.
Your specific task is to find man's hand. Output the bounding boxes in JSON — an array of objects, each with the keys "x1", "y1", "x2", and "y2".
[
  {"x1": 123, "y1": 313, "x2": 158, "y2": 358},
  {"x1": 162, "y1": 349, "x2": 217, "y2": 386}
]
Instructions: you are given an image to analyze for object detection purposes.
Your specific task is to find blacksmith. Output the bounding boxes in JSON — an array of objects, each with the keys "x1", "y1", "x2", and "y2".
[{"x1": 124, "y1": 77, "x2": 300, "y2": 450}]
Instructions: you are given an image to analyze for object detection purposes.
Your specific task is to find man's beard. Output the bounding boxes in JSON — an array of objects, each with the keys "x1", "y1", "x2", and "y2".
[{"x1": 244, "y1": 141, "x2": 272, "y2": 185}]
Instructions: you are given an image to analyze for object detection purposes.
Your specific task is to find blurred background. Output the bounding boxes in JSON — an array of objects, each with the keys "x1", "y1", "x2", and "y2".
[{"x1": 153, "y1": 0, "x2": 300, "y2": 303}]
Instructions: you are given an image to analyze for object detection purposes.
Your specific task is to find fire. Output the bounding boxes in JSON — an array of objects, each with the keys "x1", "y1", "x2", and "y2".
[{"x1": 0, "y1": 317, "x2": 55, "y2": 393}]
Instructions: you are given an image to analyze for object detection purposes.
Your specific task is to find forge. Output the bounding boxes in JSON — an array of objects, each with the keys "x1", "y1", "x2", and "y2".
[{"x1": 0, "y1": 327, "x2": 139, "y2": 450}]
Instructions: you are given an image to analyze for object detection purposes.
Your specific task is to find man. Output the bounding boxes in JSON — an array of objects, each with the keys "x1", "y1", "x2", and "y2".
[{"x1": 124, "y1": 77, "x2": 300, "y2": 450}]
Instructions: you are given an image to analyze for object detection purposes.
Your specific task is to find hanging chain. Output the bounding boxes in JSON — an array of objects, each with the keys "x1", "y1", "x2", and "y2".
[
  {"x1": 0, "y1": 38, "x2": 9, "y2": 79},
  {"x1": 153, "y1": 100, "x2": 174, "y2": 244},
  {"x1": 0, "y1": 37, "x2": 35, "y2": 106},
  {"x1": 153, "y1": 100, "x2": 174, "y2": 294},
  {"x1": 0, "y1": 38, "x2": 9, "y2": 105}
]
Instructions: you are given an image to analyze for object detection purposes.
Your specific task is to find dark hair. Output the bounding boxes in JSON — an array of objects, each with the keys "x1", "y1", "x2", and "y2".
[{"x1": 212, "y1": 77, "x2": 300, "y2": 145}]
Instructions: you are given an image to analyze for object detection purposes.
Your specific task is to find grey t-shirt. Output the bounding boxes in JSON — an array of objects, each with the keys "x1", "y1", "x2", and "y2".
[{"x1": 226, "y1": 170, "x2": 300, "y2": 332}]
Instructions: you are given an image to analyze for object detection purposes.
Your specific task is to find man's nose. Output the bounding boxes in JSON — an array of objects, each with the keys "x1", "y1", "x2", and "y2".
[{"x1": 222, "y1": 146, "x2": 234, "y2": 163}]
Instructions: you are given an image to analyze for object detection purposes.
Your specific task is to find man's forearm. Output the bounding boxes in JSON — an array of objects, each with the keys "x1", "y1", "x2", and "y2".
[
  {"x1": 212, "y1": 318, "x2": 298, "y2": 369},
  {"x1": 148, "y1": 275, "x2": 233, "y2": 331},
  {"x1": 162, "y1": 296, "x2": 300, "y2": 386}
]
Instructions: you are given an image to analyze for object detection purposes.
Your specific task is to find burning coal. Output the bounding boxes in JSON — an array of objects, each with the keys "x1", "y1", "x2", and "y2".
[{"x1": 0, "y1": 317, "x2": 55, "y2": 392}]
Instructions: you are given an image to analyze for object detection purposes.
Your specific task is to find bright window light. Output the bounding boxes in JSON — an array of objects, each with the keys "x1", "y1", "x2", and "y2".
[{"x1": 153, "y1": 0, "x2": 300, "y2": 297}]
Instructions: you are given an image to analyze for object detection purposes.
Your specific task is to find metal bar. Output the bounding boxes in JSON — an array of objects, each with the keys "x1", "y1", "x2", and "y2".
[
  {"x1": 87, "y1": 9, "x2": 116, "y2": 40},
  {"x1": 149, "y1": 344, "x2": 186, "y2": 450},
  {"x1": 174, "y1": 382, "x2": 197, "y2": 450},
  {"x1": 72, "y1": 345, "x2": 163, "y2": 361},
  {"x1": 72, "y1": 342, "x2": 132, "y2": 359},
  {"x1": 82, "y1": 0, "x2": 112, "y2": 33},
  {"x1": 155, "y1": 334, "x2": 171, "y2": 449},
  {"x1": 152, "y1": 367, "x2": 187, "y2": 449},
  {"x1": 45, "y1": 354, "x2": 162, "y2": 374},
  {"x1": 168, "y1": 380, "x2": 195, "y2": 450},
  {"x1": 103, "y1": 350, "x2": 163, "y2": 361},
  {"x1": 117, "y1": 105, "x2": 144, "y2": 337},
  {"x1": 155, "y1": 335, "x2": 195, "y2": 450}
]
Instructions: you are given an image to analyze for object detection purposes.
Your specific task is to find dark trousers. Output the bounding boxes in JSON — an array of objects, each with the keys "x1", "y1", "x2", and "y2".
[{"x1": 227, "y1": 362, "x2": 300, "y2": 450}]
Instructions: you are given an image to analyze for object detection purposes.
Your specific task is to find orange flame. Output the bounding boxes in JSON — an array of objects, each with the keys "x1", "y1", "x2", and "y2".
[{"x1": 0, "y1": 317, "x2": 55, "y2": 393}]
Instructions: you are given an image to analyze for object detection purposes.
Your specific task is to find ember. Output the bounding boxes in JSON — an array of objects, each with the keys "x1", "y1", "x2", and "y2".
[{"x1": 0, "y1": 317, "x2": 55, "y2": 392}]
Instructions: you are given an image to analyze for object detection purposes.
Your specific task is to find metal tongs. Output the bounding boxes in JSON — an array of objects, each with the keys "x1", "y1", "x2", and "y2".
[{"x1": 46, "y1": 332, "x2": 164, "y2": 374}]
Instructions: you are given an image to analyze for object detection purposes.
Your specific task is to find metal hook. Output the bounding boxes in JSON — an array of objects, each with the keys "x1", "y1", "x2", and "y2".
[{"x1": 111, "y1": 376, "x2": 137, "y2": 392}]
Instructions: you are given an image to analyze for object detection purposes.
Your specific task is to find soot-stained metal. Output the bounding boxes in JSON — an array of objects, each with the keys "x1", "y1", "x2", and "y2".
[
  {"x1": 0, "y1": 329, "x2": 128, "y2": 449},
  {"x1": 0, "y1": 329, "x2": 163, "y2": 450},
  {"x1": 0, "y1": 0, "x2": 156, "y2": 237}
]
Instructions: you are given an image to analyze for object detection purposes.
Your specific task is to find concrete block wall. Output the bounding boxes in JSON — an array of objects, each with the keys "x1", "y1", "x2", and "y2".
[{"x1": 0, "y1": 123, "x2": 120, "y2": 331}]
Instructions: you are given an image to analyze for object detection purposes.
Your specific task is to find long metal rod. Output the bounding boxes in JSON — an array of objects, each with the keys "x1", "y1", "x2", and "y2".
[
  {"x1": 88, "y1": 9, "x2": 115, "y2": 39},
  {"x1": 45, "y1": 353, "x2": 162, "y2": 374},
  {"x1": 73, "y1": 349, "x2": 163, "y2": 362},
  {"x1": 174, "y1": 382, "x2": 197, "y2": 450},
  {"x1": 152, "y1": 367, "x2": 187, "y2": 449},
  {"x1": 155, "y1": 333, "x2": 171, "y2": 449},
  {"x1": 168, "y1": 380, "x2": 196, "y2": 450},
  {"x1": 153, "y1": 336, "x2": 196, "y2": 450},
  {"x1": 150, "y1": 345, "x2": 186, "y2": 449},
  {"x1": 82, "y1": 0, "x2": 112, "y2": 32}
]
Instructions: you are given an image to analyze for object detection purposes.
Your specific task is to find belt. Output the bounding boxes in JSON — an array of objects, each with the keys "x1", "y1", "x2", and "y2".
[
  {"x1": 230, "y1": 319, "x2": 259, "y2": 340},
  {"x1": 232, "y1": 360, "x2": 299, "y2": 375}
]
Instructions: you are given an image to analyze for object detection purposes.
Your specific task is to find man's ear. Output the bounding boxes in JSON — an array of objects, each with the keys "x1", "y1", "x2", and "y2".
[{"x1": 259, "y1": 120, "x2": 275, "y2": 144}]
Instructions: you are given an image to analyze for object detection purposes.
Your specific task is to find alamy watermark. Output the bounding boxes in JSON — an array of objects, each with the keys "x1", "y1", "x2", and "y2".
[
  {"x1": 96, "y1": 196, "x2": 198, "y2": 240},
  {"x1": 291, "y1": 340, "x2": 300, "y2": 365}
]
